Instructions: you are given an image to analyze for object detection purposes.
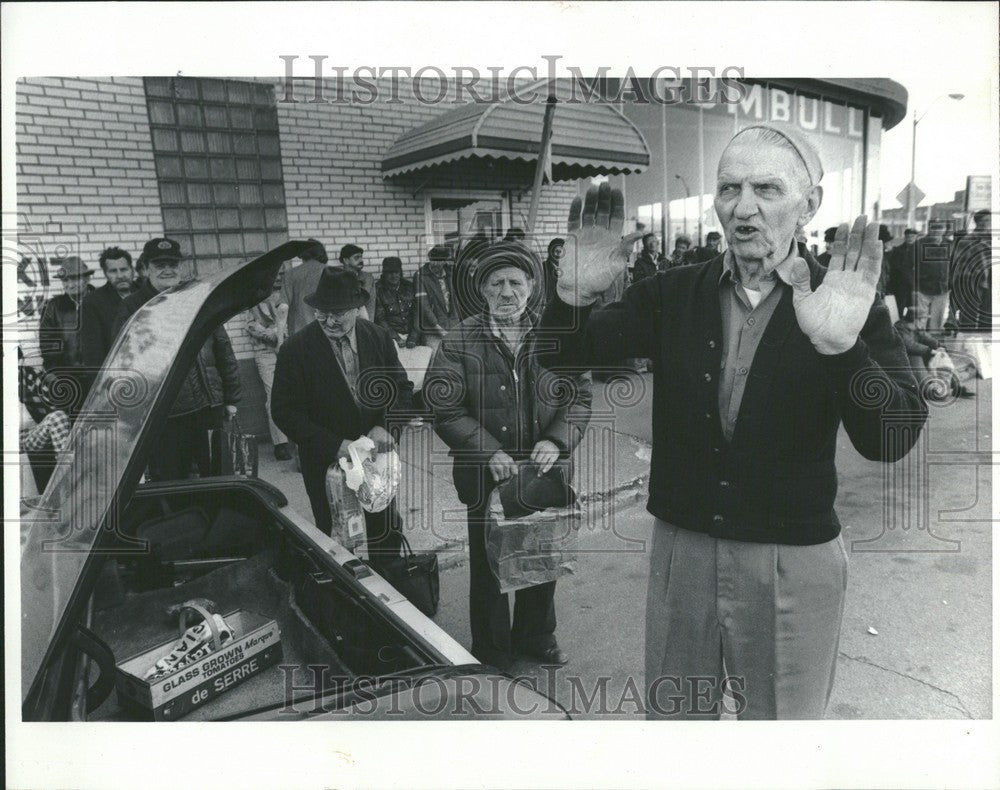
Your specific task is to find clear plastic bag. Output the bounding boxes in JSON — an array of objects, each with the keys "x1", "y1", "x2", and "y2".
[
  {"x1": 485, "y1": 466, "x2": 580, "y2": 594},
  {"x1": 339, "y1": 436, "x2": 401, "y2": 513}
]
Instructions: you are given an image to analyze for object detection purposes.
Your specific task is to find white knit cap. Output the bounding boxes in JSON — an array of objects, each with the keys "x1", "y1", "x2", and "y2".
[{"x1": 732, "y1": 122, "x2": 824, "y2": 185}]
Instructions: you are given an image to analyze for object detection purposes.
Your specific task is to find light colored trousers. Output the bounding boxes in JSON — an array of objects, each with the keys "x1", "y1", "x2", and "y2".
[
  {"x1": 254, "y1": 349, "x2": 287, "y2": 446},
  {"x1": 916, "y1": 291, "x2": 950, "y2": 330},
  {"x1": 645, "y1": 519, "x2": 848, "y2": 720}
]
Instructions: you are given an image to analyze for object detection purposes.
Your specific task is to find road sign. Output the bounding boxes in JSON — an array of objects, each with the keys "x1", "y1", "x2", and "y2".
[
  {"x1": 897, "y1": 182, "x2": 926, "y2": 209},
  {"x1": 964, "y1": 175, "x2": 991, "y2": 212}
]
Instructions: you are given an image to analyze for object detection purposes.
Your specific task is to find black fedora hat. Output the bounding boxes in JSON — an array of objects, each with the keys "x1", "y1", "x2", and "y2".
[{"x1": 304, "y1": 267, "x2": 370, "y2": 312}]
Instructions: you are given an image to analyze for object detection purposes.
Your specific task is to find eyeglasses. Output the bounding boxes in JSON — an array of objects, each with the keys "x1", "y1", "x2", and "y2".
[{"x1": 314, "y1": 308, "x2": 353, "y2": 322}]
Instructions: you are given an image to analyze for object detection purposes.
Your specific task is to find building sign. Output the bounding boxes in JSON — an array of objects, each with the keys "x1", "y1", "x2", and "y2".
[
  {"x1": 964, "y1": 175, "x2": 992, "y2": 212},
  {"x1": 724, "y1": 83, "x2": 865, "y2": 140}
]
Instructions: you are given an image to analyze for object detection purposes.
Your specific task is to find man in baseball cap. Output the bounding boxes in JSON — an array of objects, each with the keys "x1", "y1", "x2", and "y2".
[{"x1": 113, "y1": 237, "x2": 242, "y2": 482}]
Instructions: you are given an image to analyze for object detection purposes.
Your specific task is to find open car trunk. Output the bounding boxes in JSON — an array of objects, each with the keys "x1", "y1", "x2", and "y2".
[{"x1": 82, "y1": 481, "x2": 438, "y2": 721}]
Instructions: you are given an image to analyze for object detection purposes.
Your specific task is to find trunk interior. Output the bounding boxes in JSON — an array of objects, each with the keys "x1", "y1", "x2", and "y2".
[{"x1": 84, "y1": 483, "x2": 431, "y2": 721}]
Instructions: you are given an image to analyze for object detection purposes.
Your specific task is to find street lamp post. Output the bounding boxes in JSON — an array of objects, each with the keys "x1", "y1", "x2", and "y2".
[
  {"x1": 907, "y1": 93, "x2": 964, "y2": 230},
  {"x1": 675, "y1": 174, "x2": 691, "y2": 240}
]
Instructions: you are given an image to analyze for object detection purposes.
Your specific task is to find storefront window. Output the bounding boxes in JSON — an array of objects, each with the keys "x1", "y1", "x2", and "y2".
[
  {"x1": 425, "y1": 192, "x2": 509, "y2": 253},
  {"x1": 865, "y1": 114, "x2": 883, "y2": 221},
  {"x1": 621, "y1": 81, "x2": 878, "y2": 252}
]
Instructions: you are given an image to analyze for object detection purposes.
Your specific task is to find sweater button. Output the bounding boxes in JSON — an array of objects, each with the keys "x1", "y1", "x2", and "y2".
[
  {"x1": 713, "y1": 514, "x2": 724, "y2": 524},
  {"x1": 500, "y1": 385, "x2": 506, "y2": 391},
  {"x1": 720, "y1": 480, "x2": 730, "y2": 488},
  {"x1": 703, "y1": 373, "x2": 712, "y2": 382},
  {"x1": 708, "y1": 340, "x2": 716, "y2": 348},
  {"x1": 501, "y1": 426, "x2": 507, "y2": 432}
]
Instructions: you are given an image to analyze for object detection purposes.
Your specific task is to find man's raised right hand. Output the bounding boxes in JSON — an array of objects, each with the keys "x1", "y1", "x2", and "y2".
[{"x1": 555, "y1": 182, "x2": 644, "y2": 307}]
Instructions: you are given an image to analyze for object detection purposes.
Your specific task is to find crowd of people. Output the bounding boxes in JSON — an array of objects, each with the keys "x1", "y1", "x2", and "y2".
[
  {"x1": 18, "y1": 227, "x2": 593, "y2": 670},
  {"x1": 17, "y1": 121, "x2": 992, "y2": 705},
  {"x1": 630, "y1": 211, "x2": 993, "y2": 336}
]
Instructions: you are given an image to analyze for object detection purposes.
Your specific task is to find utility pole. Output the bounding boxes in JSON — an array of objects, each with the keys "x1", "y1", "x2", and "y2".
[{"x1": 907, "y1": 93, "x2": 964, "y2": 230}]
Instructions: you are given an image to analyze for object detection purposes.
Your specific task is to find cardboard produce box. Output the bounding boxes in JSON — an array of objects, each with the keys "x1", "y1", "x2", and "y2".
[{"x1": 115, "y1": 608, "x2": 282, "y2": 721}]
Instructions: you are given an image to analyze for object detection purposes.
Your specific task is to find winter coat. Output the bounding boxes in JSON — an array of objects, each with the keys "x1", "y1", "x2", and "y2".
[
  {"x1": 114, "y1": 279, "x2": 241, "y2": 416},
  {"x1": 426, "y1": 311, "x2": 592, "y2": 508},
  {"x1": 410, "y1": 263, "x2": 460, "y2": 344}
]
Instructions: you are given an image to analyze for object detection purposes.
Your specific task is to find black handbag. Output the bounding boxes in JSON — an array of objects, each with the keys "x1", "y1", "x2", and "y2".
[
  {"x1": 373, "y1": 534, "x2": 440, "y2": 618},
  {"x1": 214, "y1": 414, "x2": 259, "y2": 478}
]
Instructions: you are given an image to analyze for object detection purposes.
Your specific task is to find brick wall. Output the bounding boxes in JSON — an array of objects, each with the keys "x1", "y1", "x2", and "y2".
[
  {"x1": 16, "y1": 76, "x2": 582, "y2": 436},
  {"x1": 16, "y1": 77, "x2": 164, "y2": 361},
  {"x1": 274, "y1": 77, "x2": 580, "y2": 278}
]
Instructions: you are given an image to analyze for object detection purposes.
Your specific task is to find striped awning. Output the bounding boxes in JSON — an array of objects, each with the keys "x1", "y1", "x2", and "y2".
[{"x1": 382, "y1": 80, "x2": 650, "y2": 180}]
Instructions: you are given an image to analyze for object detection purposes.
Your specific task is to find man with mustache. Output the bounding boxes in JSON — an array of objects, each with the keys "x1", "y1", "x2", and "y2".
[
  {"x1": 539, "y1": 124, "x2": 926, "y2": 719},
  {"x1": 338, "y1": 243, "x2": 378, "y2": 321},
  {"x1": 81, "y1": 246, "x2": 137, "y2": 371}
]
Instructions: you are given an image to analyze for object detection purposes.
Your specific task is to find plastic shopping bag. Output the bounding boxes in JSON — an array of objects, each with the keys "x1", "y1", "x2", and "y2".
[
  {"x1": 339, "y1": 436, "x2": 401, "y2": 513},
  {"x1": 485, "y1": 463, "x2": 580, "y2": 594}
]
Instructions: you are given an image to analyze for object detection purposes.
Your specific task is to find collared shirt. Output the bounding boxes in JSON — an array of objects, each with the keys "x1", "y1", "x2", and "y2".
[
  {"x1": 488, "y1": 312, "x2": 530, "y2": 357},
  {"x1": 326, "y1": 325, "x2": 359, "y2": 398},
  {"x1": 717, "y1": 250, "x2": 796, "y2": 442}
]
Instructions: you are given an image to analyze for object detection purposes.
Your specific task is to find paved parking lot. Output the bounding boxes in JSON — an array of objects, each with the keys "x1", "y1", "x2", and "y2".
[{"x1": 260, "y1": 375, "x2": 993, "y2": 719}]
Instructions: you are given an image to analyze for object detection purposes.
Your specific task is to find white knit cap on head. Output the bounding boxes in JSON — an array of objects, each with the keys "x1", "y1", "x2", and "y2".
[{"x1": 732, "y1": 122, "x2": 824, "y2": 185}]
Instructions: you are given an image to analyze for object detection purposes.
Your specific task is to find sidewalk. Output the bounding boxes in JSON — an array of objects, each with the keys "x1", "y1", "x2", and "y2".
[{"x1": 257, "y1": 374, "x2": 992, "y2": 719}]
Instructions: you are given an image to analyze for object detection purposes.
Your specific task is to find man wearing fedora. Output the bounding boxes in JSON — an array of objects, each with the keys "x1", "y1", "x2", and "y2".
[
  {"x1": 372, "y1": 256, "x2": 415, "y2": 344},
  {"x1": 271, "y1": 267, "x2": 413, "y2": 564},
  {"x1": 409, "y1": 245, "x2": 459, "y2": 349},
  {"x1": 114, "y1": 237, "x2": 242, "y2": 481},
  {"x1": 38, "y1": 256, "x2": 96, "y2": 418}
]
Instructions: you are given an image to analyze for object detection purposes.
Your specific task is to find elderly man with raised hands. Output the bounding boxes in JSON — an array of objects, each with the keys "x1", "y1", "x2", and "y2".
[{"x1": 538, "y1": 123, "x2": 926, "y2": 720}]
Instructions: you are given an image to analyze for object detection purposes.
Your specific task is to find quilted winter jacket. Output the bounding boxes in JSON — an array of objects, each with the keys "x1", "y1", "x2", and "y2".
[{"x1": 426, "y1": 312, "x2": 593, "y2": 507}]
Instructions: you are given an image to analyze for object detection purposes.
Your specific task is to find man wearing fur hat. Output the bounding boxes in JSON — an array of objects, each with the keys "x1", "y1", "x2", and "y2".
[
  {"x1": 426, "y1": 242, "x2": 592, "y2": 669},
  {"x1": 538, "y1": 123, "x2": 927, "y2": 719},
  {"x1": 373, "y1": 256, "x2": 415, "y2": 344}
]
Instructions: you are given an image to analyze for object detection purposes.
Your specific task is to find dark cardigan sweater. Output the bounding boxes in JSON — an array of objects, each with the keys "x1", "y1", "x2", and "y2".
[{"x1": 538, "y1": 252, "x2": 927, "y2": 545}]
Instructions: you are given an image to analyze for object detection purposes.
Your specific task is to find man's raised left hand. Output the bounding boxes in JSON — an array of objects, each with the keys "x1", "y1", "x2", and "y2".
[{"x1": 785, "y1": 216, "x2": 881, "y2": 355}]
